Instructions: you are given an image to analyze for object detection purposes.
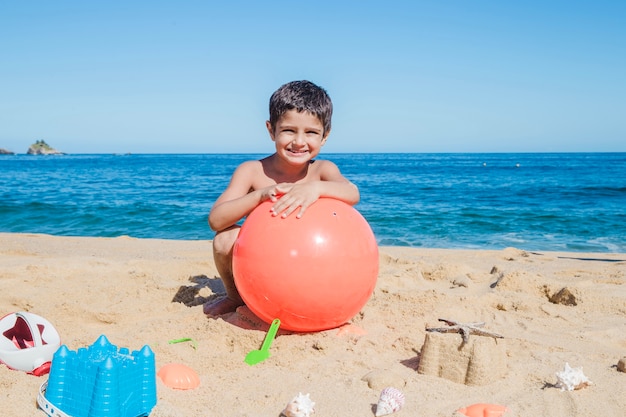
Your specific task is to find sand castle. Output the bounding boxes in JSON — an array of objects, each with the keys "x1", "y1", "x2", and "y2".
[{"x1": 418, "y1": 319, "x2": 507, "y2": 386}]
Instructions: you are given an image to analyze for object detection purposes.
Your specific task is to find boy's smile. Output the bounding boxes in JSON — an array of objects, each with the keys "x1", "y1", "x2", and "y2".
[{"x1": 267, "y1": 109, "x2": 328, "y2": 165}]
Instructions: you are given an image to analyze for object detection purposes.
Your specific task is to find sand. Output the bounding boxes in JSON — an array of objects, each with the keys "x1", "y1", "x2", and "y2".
[{"x1": 1, "y1": 232, "x2": 625, "y2": 416}]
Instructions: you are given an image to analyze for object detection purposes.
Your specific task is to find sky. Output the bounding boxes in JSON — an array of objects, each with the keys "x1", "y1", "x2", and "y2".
[{"x1": 1, "y1": 1, "x2": 625, "y2": 154}]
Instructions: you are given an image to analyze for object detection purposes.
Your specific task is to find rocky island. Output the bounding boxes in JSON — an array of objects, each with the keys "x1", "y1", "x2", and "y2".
[
  {"x1": 0, "y1": 148, "x2": 15, "y2": 155},
  {"x1": 27, "y1": 140, "x2": 64, "y2": 155}
]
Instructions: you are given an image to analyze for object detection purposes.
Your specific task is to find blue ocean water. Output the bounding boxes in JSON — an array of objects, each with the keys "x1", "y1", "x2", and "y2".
[{"x1": 1, "y1": 153, "x2": 625, "y2": 252}]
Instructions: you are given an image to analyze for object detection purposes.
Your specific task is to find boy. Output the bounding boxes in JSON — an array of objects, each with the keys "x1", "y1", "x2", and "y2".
[{"x1": 203, "y1": 80, "x2": 360, "y2": 316}]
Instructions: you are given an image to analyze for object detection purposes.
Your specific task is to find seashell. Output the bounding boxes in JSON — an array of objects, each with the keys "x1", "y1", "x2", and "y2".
[
  {"x1": 281, "y1": 392, "x2": 315, "y2": 417},
  {"x1": 554, "y1": 362, "x2": 592, "y2": 391},
  {"x1": 375, "y1": 386, "x2": 405, "y2": 416}
]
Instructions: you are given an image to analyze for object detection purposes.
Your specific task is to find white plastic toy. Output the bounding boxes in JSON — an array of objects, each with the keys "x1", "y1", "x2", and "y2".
[{"x1": 0, "y1": 311, "x2": 61, "y2": 376}]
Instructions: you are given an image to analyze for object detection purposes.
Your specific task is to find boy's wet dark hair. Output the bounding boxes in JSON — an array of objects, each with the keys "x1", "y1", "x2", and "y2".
[{"x1": 268, "y1": 80, "x2": 333, "y2": 136}]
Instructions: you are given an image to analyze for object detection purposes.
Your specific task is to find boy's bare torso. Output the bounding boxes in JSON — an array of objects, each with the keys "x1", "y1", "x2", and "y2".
[{"x1": 246, "y1": 156, "x2": 329, "y2": 192}]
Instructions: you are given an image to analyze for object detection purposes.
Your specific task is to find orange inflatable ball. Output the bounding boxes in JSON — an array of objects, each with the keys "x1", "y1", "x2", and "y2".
[{"x1": 233, "y1": 198, "x2": 379, "y2": 332}]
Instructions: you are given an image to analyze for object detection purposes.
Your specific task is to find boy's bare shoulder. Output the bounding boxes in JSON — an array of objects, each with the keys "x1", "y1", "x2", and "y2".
[
  {"x1": 313, "y1": 159, "x2": 338, "y2": 167},
  {"x1": 311, "y1": 158, "x2": 341, "y2": 173},
  {"x1": 226, "y1": 160, "x2": 264, "y2": 187},
  {"x1": 235, "y1": 159, "x2": 263, "y2": 174}
]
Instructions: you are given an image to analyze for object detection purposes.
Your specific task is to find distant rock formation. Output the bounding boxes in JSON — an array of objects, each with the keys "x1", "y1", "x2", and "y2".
[
  {"x1": 27, "y1": 140, "x2": 64, "y2": 155},
  {"x1": 0, "y1": 148, "x2": 15, "y2": 155}
]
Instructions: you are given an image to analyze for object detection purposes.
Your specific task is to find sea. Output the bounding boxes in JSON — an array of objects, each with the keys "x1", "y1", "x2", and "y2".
[{"x1": 1, "y1": 153, "x2": 625, "y2": 253}]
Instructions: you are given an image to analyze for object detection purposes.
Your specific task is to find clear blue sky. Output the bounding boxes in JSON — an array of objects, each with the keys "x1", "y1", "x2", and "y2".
[{"x1": 1, "y1": 1, "x2": 625, "y2": 154}]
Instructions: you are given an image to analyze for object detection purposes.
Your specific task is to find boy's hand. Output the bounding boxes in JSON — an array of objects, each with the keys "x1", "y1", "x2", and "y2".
[{"x1": 268, "y1": 183, "x2": 320, "y2": 219}]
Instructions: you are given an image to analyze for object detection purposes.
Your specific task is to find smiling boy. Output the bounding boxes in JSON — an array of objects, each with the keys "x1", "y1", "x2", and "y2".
[{"x1": 204, "y1": 80, "x2": 360, "y2": 316}]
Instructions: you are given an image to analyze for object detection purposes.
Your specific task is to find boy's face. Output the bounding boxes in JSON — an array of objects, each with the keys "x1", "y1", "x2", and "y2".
[{"x1": 266, "y1": 109, "x2": 329, "y2": 165}]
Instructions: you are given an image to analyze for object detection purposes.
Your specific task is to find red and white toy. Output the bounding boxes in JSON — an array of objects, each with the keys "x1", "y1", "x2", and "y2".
[{"x1": 0, "y1": 312, "x2": 61, "y2": 376}]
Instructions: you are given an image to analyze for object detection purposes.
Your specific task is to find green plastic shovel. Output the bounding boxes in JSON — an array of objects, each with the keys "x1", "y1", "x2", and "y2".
[{"x1": 244, "y1": 318, "x2": 281, "y2": 365}]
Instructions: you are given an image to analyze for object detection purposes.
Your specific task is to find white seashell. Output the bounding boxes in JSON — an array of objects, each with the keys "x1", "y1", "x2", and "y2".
[
  {"x1": 555, "y1": 362, "x2": 592, "y2": 391},
  {"x1": 281, "y1": 392, "x2": 315, "y2": 417},
  {"x1": 375, "y1": 387, "x2": 405, "y2": 416}
]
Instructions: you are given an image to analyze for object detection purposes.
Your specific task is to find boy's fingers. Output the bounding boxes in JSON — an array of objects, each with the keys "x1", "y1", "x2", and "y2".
[{"x1": 280, "y1": 204, "x2": 296, "y2": 218}]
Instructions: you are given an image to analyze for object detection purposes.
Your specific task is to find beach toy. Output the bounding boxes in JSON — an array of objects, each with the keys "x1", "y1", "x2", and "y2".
[
  {"x1": 38, "y1": 335, "x2": 156, "y2": 417},
  {"x1": 168, "y1": 337, "x2": 198, "y2": 350},
  {"x1": 0, "y1": 311, "x2": 60, "y2": 376},
  {"x1": 233, "y1": 198, "x2": 379, "y2": 332},
  {"x1": 457, "y1": 403, "x2": 508, "y2": 417},
  {"x1": 158, "y1": 363, "x2": 200, "y2": 390},
  {"x1": 245, "y1": 318, "x2": 280, "y2": 365}
]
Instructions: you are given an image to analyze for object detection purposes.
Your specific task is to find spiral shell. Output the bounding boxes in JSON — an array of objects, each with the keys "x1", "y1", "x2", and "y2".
[
  {"x1": 281, "y1": 392, "x2": 315, "y2": 417},
  {"x1": 375, "y1": 387, "x2": 405, "y2": 416}
]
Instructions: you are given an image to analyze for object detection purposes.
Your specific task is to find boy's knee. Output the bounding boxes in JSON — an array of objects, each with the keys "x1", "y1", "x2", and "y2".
[{"x1": 212, "y1": 227, "x2": 240, "y2": 256}]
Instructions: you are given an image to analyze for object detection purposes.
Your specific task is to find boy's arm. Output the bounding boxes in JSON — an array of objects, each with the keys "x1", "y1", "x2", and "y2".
[
  {"x1": 314, "y1": 179, "x2": 360, "y2": 204},
  {"x1": 317, "y1": 160, "x2": 360, "y2": 205},
  {"x1": 208, "y1": 162, "x2": 268, "y2": 232}
]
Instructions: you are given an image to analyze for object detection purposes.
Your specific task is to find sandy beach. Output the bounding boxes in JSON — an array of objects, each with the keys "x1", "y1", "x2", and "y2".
[{"x1": 1, "y1": 232, "x2": 625, "y2": 416}]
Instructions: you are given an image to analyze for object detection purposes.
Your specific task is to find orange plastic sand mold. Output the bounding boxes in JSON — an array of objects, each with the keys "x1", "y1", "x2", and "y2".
[
  {"x1": 457, "y1": 403, "x2": 508, "y2": 417},
  {"x1": 158, "y1": 363, "x2": 200, "y2": 390}
]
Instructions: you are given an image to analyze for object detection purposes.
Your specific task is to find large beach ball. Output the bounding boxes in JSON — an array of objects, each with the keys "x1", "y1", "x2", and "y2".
[{"x1": 233, "y1": 198, "x2": 379, "y2": 332}]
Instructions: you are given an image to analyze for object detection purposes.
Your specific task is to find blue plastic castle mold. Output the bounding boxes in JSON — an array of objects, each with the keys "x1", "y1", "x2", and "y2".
[{"x1": 43, "y1": 335, "x2": 156, "y2": 417}]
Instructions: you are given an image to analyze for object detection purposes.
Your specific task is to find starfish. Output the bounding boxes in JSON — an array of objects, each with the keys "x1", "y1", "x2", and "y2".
[{"x1": 425, "y1": 318, "x2": 504, "y2": 345}]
